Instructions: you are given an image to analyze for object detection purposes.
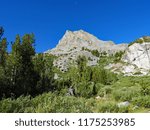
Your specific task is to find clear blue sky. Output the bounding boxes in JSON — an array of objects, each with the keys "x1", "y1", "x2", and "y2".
[{"x1": 1, "y1": 0, "x2": 150, "y2": 52}]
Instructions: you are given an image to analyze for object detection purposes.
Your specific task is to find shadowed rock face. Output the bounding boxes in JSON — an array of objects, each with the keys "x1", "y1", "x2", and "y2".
[{"x1": 45, "y1": 30, "x2": 128, "y2": 72}]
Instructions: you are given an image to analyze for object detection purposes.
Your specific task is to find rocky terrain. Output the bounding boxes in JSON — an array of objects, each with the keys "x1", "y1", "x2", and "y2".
[
  {"x1": 45, "y1": 30, "x2": 150, "y2": 75},
  {"x1": 107, "y1": 37, "x2": 150, "y2": 76}
]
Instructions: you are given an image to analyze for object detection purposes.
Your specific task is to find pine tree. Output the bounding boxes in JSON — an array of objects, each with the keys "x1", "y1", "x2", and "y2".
[
  {"x1": 5, "y1": 35, "x2": 22, "y2": 94},
  {"x1": 18, "y1": 34, "x2": 37, "y2": 96},
  {"x1": 0, "y1": 38, "x2": 7, "y2": 67},
  {"x1": 33, "y1": 54, "x2": 55, "y2": 93},
  {"x1": 0, "y1": 26, "x2": 4, "y2": 40},
  {"x1": 76, "y1": 55, "x2": 87, "y2": 81},
  {"x1": 6, "y1": 34, "x2": 38, "y2": 97},
  {"x1": 0, "y1": 27, "x2": 9, "y2": 98}
]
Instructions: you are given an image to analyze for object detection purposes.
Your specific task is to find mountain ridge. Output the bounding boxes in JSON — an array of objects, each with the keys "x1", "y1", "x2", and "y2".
[
  {"x1": 45, "y1": 30, "x2": 128, "y2": 54},
  {"x1": 45, "y1": 30, "x2": 150, "y2": 75}
]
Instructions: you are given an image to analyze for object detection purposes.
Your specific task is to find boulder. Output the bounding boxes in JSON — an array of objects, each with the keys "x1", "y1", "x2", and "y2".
[{"x1": 117, "y1": 101, "x2": 130, "y2": 108}]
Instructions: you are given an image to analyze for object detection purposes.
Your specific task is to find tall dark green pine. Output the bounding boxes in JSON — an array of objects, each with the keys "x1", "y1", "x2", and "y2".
[
  {"x1": 0, "y1": 38, "x2": 7, "y2": 67},
  {"x1": 76, "y1": 56, "x2": 87, "y2": 81},
  {"x1": 19, "y1": 34, "x2": 38, "y2": 96},
  {"x1": 11, "y1": 35, "x2": 21, "y2": 82},
  {"x1": 0, "y1": 27, "x2": 9, "y2": 98},
  {"x1": 5, "y1": 35, "x2": 22, "y2": 96},
  {"x1": 0, "y1": 26, "x2": 4, "y2": 40},
  {"x1": 33, "y1": 54, "x2": 55, "y2": 93}
]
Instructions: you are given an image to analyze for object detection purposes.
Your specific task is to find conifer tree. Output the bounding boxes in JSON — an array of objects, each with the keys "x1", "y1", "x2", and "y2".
[
  {"x1": 18, "y1": 34, "x2": 37, "y2": 96},
  {"x1": 0, "y1": 38, "x2": 7, "y2": 67},
  {"x1": 6, "y1": 34, "x2": 38, "y2": 97},
  {"x1": 0, "y1": 27, "x2": 9, "y2": 98},
  {"x1": 5, "y1": 35, "x2": 21, "y2": 91},
  {"x1": 33, "y1": 54, "x2": 55, "y2": 93},
  {"x1": 0, "y1": 26, "x2": 4, "y2": 40}
]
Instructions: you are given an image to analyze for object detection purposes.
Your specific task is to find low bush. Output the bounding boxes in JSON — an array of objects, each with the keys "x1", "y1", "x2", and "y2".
[
  {"x1": 0, "y1": 96, "x2": 32, "y2": 113},
  {"x1": 95, "y1": 101, "x2": 130, "y2": 113},
  {"x1": 75, "y1": 81, "x2": 96, "y2": 98},
  {"x1": 112, "y1": 86, "x2": 140, "y2": 101},
  {"x1": 132, "y1": 96, "x2": 150, "y2": 108}
]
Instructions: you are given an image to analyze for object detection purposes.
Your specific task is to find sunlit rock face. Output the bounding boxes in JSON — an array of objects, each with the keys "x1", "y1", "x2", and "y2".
[
  {"x1": 122, "y1": 42, "x2": 150, "y2": 70},
  {"x1": 45, "y1": 30, "x2": 150, "y2": 75},
  {"x1": 45, "y1": 30, "x2": 127, "y2": 72},
  {"x1": 108, "y1": 37, "x2": 150, "y2": 76}
]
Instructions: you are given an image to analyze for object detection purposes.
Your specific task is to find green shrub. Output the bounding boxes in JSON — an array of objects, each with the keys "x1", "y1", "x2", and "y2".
[
  {"x1": 95, "y1": 102, "x2": 120, "y2": 113},
  {"x1": 133, "y1": 71, "x2": 143, "y2": 75},
  {"x1": 132, "y1": 96, "x2": 150, "y2": 108},
  {"x1": 75, "y1": 81, "x2": 96, "y2": 98},
  {"x1": 112, "y1": 87, "x2": 139, "y2": 101},
  {"x1": 112, "y1": 76, "x2": 136, "y2": 88},
  {"x1": 140, "y1": 85, "x2": 150, "y2": 96},
  {"x1": 0, "y1": 96, "x2": 31, "y2": 113},
  {"x1": 92, "y1": 66, "x2": 118, "y2": 85},
  {"x1": 32, "y1": 94, "x2": 93, "y2": 113},
  {"x1": 143, "y1": 36, "x2": 150, "y2": 42},
  {"x1": 97, "y1": 85, "x2": 112, "y2": 97},
  {"x1": 0, "y1": 98, "x2": 13, "y2": 112},
  {"x1": 91, "y1": 50, "x2": 100, "y2": 57},
  {"x1": 128, "y1": 38, "x2": 144, "y2": 46},
  {"x1": 0, "y1": 92, "x2": 94, "y2": 113},
  {"x1": 114, "y1": 51, "x2": 124, "y2": 62}
]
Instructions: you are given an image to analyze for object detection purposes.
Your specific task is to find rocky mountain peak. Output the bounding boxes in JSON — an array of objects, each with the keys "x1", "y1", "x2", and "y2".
[
  {"x1": 54, "y1": 30, "x2": 105, "y2": 53},
  {"x1": 44, "y1": 30, "x2": 150, "y2": 75},
  {"x1": 46, "y1": 30, "x2": 127, "y2": 55},
  {"x1": 45, "y1": 30, "x2": 128, "y2": 72}
]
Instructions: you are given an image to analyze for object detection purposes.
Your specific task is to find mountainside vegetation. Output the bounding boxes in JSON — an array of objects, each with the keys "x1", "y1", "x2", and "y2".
[
  {"x1": 128, "y1": 36, "x2": 150, "y2": 46},
  {"x1": 0, "y1": 27, "x2": 150, "y2": 113}
]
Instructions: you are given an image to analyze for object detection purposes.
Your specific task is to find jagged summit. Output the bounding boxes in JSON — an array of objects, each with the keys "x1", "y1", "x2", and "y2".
[
  {"x1": 45, "y1": 30, "x2": 127, "y2": 55},
  {"x1": 44, "y1": 30, "x2": 150, "y2": 75},
  {"x1": 45, "y1": 30, "x2": 128, "y2": 72},
  {"x1": 48, "y1": 29, "x2": 106, "y2": 54}
]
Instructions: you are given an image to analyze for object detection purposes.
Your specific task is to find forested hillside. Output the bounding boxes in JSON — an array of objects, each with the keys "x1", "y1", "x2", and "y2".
[{"x1": 0, "y1": 27, "x2": 150, "y2": 113}]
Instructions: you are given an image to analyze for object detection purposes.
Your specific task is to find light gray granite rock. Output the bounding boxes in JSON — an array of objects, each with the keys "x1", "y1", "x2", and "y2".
[
  {"x1": 117, "y1": 101, "x2": 130, "y2": 108},
  {"x1": 45, "y1": 30, "x2": 127, "y2": 72}
]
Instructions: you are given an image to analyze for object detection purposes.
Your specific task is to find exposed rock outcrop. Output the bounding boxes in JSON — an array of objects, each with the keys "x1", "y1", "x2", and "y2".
[
  {"x1": 122, "y1": 42, "x2": 150, "y2": 70},
  {"x1": 45, "y1": 30, "x2": 128, "y2": 72},
  {"x1": 45, "y1": 30, "x2": 150, "y2": 75},
  {"x1": 46, "y1": 30, "x2": 127, "y2": 55}
]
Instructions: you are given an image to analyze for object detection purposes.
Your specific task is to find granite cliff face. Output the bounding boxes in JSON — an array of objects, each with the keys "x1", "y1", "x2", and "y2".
[
  {"x1": 45, "y1": 30, "x2": 150, "y2": 75},
  {"x1": 122, "y1": 41, "x2": 150, "y2": 70},
  {"x1": 107, "y1": 37, "x2": 150, "y2": 76},
  {"x1": 45, "y1": 30, "x2": 127, "y2": 72},
  {"x1": 46, "y1": 30, "x2": 127, "y2": 55},
  {"x1": 121, "y1": 37, "x2": 150, "y2": 75}
]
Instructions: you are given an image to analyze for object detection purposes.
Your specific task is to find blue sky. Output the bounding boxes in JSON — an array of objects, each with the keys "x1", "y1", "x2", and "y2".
[{"x1": 1, "y1": 0, "x2": 150, "y2": 52}]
